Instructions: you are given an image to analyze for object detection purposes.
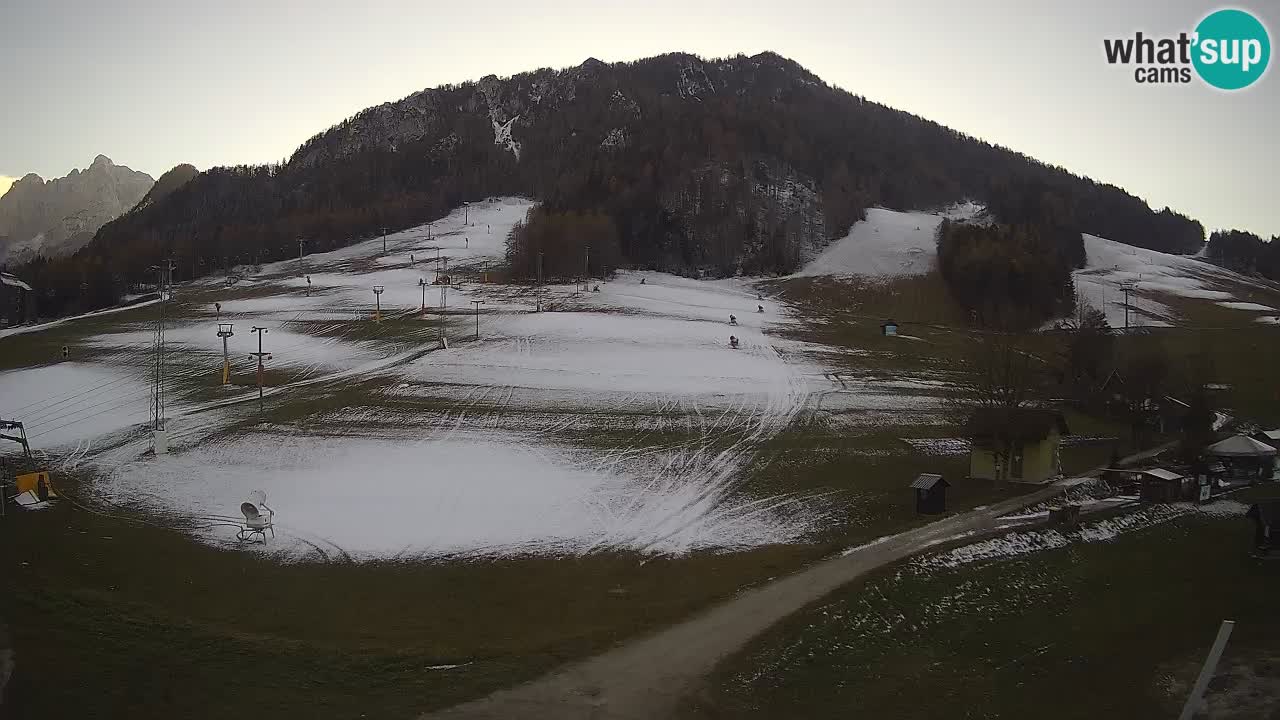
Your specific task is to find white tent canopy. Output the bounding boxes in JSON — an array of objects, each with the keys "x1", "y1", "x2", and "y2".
[{"x1": 1206, "y1": 435, "x2": 1278, "y2": 458}]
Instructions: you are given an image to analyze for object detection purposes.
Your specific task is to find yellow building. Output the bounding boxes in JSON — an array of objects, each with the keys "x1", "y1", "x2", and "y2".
[{"x1": 966, "y1": 408, "x2": 1069, "y2": 484}]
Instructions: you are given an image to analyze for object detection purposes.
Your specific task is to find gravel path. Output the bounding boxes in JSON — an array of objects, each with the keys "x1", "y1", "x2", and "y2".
[{"x1": 422, "y1": 481, "x2": 1070, "y2": 719}]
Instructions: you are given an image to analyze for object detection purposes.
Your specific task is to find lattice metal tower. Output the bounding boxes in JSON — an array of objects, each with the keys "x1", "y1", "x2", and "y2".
[{"x1": 149, "y1": 260, "x2": 175, "y2": 433}]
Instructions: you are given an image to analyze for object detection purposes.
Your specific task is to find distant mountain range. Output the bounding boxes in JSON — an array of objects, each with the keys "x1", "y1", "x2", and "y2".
[{"x1": 0, "y1": 155, "x2": 154, "y2": 264}]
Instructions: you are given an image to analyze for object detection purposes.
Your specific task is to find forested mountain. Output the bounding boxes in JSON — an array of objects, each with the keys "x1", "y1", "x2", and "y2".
[
  {"x1": 130, "y1": 164, "x2": 199, "y2": 213},
  {"x1": 0, "y1": 155, "x2": 153, "y2": 266},
  {"x1": 10, "y1": 52, "x2": 1206, "y2": 318}
]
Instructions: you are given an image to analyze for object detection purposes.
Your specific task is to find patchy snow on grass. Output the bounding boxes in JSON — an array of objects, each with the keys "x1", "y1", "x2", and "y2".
[
  {"x1": 1072, "y1": 234, "x2": 1274, "y2": 328},
  {"x1": 793, "y1": 208, "x2": 943, "y2": 279},
  {"x1": 0, "y1": 296, "x2": 164, "y2": 339},
  {"x1": 98, "y1": 430, "x2": 829, "y2": 559},
  {"x1": 259, "y1": 197, "x2": 533, "y2": 279},
  {"x1": 0, "y1": 362, "x2": 153, "y2": 448},
  {"x1": 900, "y1": 437, "x2": 970, "y2": 456},
  {"x1": 914, "y1": 501, "x2": 1243, "y2": 572},
  {"x1": 792, "y1": 203, "x2": 985, "y2": 280},
  {"x1": 1218, "y1": 301, "x2": 1276, "y2": 312}
]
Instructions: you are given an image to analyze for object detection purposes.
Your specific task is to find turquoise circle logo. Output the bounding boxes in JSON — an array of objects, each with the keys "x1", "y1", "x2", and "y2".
[{"x1": 1192, "y1": 9, "x2": 1271, "y2": 90}]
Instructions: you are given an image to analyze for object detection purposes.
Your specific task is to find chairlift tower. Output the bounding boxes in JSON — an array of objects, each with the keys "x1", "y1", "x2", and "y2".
[
  {"x1": 438, "y1": 283, "x2": 449, "y2": 349},
  {"x1": 471, "y1": 300, "x2": 485, "y2": 339},
  {"x1": 217, "y1": 323, "x2": 234, "y2": 385},
  {"x1": 249, "y1": 327, "x2": 270, "y2": 414},
  {"x1": 373, "y1": 285, "x2": 385, "y2": 323}
]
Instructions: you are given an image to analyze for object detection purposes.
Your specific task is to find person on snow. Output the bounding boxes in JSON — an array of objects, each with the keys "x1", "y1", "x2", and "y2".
[
  {"x1": 757, "y1": 305, "x2": 764, "y2": 313},
  {"x1": 729, "y1": 335, "x2": 739, "y2": 349},
  {"x1": 593, "y1": 284, "x2": 601, "y2": 292},
  {"x1": 729, "y1": 314, "x2": 737, "y2": 325},
  {"x1": 640, "y1": 278, "x2": 646, "y2": 284}
]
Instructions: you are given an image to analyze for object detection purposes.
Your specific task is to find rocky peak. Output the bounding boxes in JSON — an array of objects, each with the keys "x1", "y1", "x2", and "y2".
[{"x1": 0, "y1": 156, "x2": 153, "y2": 263}]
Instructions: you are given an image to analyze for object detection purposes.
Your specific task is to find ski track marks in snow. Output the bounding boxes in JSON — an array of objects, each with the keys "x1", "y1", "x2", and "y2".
[{"x1": 60, "y1": 201, "x2": 841, "y2": 560}]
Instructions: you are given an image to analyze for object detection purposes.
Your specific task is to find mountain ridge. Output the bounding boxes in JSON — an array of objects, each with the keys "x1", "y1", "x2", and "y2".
[
  {"x1": 12, "y1": 51, "x2": 1209, "y2": 318},
  {"x1": 0, "y1": 156, "x2": 153, "y2": 265}
]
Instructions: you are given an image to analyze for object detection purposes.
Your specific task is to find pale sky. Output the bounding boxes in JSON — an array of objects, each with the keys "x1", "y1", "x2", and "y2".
[{"x1": 1, "y1": 0, "x2": 1276, "y2": 237}]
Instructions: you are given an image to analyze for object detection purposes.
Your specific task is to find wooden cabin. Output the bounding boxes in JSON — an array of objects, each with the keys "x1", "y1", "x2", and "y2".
[{"x1": 881, "y1": 319, "x2": 899, "y2": 336}]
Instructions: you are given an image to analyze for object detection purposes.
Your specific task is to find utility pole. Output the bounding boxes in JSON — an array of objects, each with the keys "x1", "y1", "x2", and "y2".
[
  {"x1": 373, "y1": 285, "x2": 385, "y2": 323},
  {"x1": 1179, "y1": 621, "x2": 1235, "y2": 720},
  {"x1": 1120, "y1": 284, "x2": 1133, "y2": 332},
  {"x1": 305, "y1": 275, "x2": 312, "y2": 297},
  {"x1": 464, "y1": 202, "x2": 469, "y2": 226},
  {"x1": 471, "y1": 300, "x2": 485, "y2": 339},
  {"x1": 217, "y1": 323, "x2": 234, "y2": 385},
  {"x1": 381, "y1": 227, "x2": 388, "y2": 254},
  {"x1": 435, "y1": 249, "x2": 441, "y2": 284},
  {"x1": 585, "y1": 245, "x2": 590, "y2": 290},
  {"x1": 419, "y1": 278, "x2": 427, "y2": 312},
  {"x1": 250, "y1": 326, "x2": 269, "y2": 414},
  {"x1": 438, "y1": 283, "x2": 449, "y2": 349},
  {"x1": 536, "y1": 250, "x2": 544, "y2": 312},
  {"x1": 297, "y1": 238, "x2": 306, "y2": 269}
]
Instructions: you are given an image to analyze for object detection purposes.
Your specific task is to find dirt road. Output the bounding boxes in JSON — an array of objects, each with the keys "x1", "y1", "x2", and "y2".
[{"x1": 422, "y1": 482, "x2": 1069, "y2": 720}]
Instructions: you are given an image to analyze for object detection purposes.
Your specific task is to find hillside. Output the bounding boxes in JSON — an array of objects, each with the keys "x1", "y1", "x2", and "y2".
[
  {"x1": 16, "y1": 51, "x2": 1206, "y2": 318},
  {"x1": 0, "y1": 155, "x2": 153, "y2": 265},
  {"x1": 130, "y1": 163, "x2": 198, "y2": 212}
]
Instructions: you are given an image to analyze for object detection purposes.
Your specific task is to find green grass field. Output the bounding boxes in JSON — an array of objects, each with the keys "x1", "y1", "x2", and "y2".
[{"x1": 690, "y1": 514, "x2": 1280, "y2": 719}]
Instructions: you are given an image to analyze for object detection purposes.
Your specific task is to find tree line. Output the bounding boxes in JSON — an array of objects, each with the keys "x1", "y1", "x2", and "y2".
[
  {"x1": 1206, "y1": 229, "x2": 1280, "y2": 281},
  {"x1": 936, "y1": 219, "x2": 1083, "y2": 328}
]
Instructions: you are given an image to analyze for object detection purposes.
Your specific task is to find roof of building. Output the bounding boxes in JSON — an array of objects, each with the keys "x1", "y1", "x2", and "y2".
[
  {"x1": 881, "y1": 319, "x2": 899, "y2": 327},
  {"x1": 1260, "y1": 429, "x2": 1280, "y2": 441},
  {"x1": 910, "y1": 473, "x2": 948, "y2": 489},
  {"x1": 966, "y1": 407, "x2": 1070, "y2": 448},
  {"x1": 1139, "y1": 468, "x2": 1184, "y2": 482},
  {"x1": 0, "y1": 272, "x2": 33, "y2": 291},
  {"x1": 1206, "y1": 435, "x2": 1278, "y2": 458}
]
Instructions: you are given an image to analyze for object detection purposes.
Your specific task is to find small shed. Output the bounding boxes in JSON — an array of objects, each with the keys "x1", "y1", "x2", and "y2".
[
  {"x1": 1138, "y1": 468, "x2": 1187, "y2": 503},
  {"x1": 911, "y1": 473, "x2": 949, "y2": 515},
  {"x1": 881, "y1": 319, "x2": 899, "y2": 336}
]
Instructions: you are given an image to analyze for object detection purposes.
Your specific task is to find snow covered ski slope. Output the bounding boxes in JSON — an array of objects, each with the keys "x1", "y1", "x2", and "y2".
[{"x1": 3, "y1": 198, "x2": 844, "y2": 560}]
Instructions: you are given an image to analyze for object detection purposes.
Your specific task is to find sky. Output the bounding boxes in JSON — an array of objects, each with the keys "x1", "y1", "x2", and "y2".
[{"x1": 1, "y1": 0, "x2": 1277, "y2": 237}]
